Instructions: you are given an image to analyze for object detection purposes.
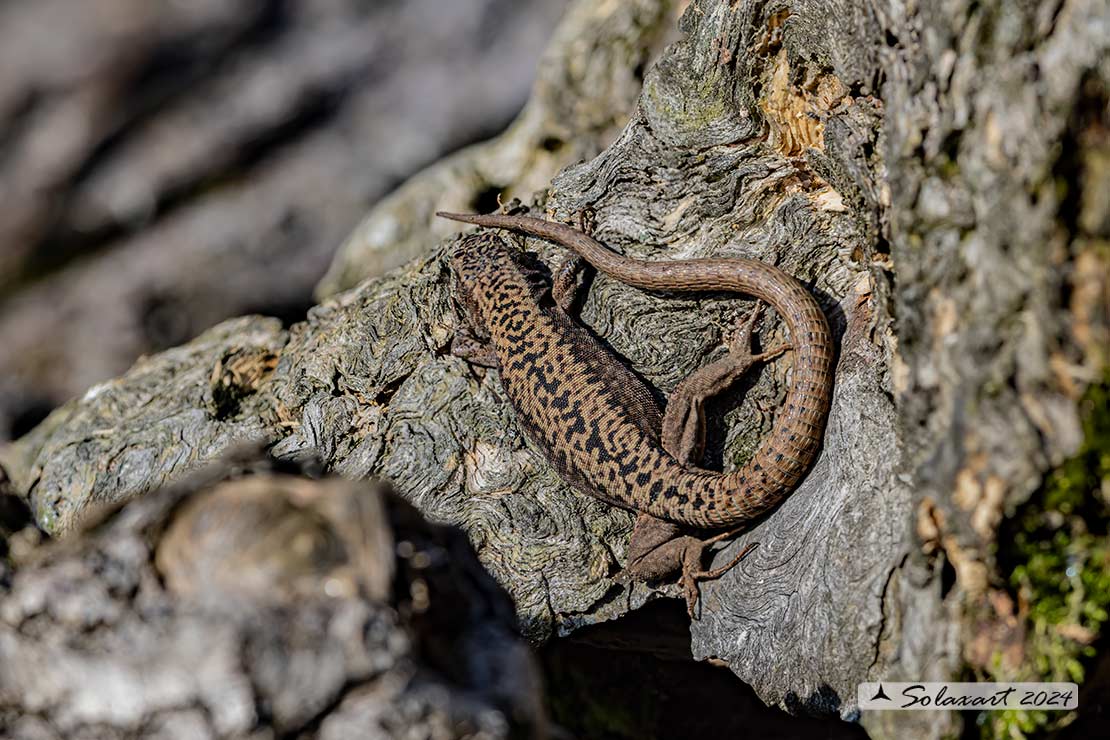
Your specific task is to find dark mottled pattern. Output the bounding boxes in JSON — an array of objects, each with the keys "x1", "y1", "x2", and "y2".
[{"x1": 447, "y1": 216, "x2": 834, "y2": 530}]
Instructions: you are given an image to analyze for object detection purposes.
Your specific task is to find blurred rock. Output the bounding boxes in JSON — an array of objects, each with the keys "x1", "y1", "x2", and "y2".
[{"x1": 0, "y1": 452, "x2": 546, "y2": 739}]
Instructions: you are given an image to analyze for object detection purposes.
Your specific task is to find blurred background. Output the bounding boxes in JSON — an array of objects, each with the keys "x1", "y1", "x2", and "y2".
[{"x1": 0, "y1": 0, "x2": 570, "y2": 442}]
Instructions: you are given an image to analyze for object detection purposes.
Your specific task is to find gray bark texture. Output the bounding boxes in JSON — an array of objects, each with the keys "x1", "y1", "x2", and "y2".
[
  {"x1": 0, "y1": 451, "x2": 546, "y2": 739},
  {"x1": 2, "y1": 0, "x2": 1108, "y2": 737}
]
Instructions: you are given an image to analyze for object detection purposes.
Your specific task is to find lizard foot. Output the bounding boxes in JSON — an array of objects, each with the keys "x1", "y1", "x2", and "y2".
[
  {"x1": 622, "y1": 513, "x2": 758, "y2": 619},
  {"x1": 450, "y1": 330, "x2": 499, "y2": 368},
  {"x1": 575, "y1": 207, "x2": 596, "y2": 237},
  {"x1": 678, "y1": 535, "x2": 759, "y2": 619},
  {"x1": 727, "y1": 301, "x2": 765, "y2": 358},
  {"x1": 552, "y1": 254, "x2": 588, "y2": 313},
  {"x1": 727, "y1": 301, "x2": 792, "y2": 363}
]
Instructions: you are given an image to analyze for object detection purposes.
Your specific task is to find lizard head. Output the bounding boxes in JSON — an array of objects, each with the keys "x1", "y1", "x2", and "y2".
[
  {"x1": 450, "y1": 233, "x2": 513, "y2": 287},
  {"x1": 450, "y1": 233, "x2": 547, "y2": 334}
]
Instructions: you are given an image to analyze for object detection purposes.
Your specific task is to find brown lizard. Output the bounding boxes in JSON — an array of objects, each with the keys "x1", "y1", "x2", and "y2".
[{"x1": 437, "y1": 211, "x2": 835, "y2": 616}]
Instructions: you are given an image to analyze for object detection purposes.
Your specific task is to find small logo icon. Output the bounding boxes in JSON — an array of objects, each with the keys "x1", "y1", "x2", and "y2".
[{"x1": 870, "y1": 684, "x2": 891, "y2": 702}]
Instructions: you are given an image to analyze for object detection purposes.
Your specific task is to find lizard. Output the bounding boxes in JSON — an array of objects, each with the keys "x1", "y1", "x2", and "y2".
[{"x1": 437, "y1": 210, "x2": 835, "y2": 616}]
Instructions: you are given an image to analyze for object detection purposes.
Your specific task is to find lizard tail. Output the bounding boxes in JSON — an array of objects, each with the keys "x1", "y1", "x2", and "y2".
[{"x1": 436, "y1": 211, "x2": 835, "y2": 530}]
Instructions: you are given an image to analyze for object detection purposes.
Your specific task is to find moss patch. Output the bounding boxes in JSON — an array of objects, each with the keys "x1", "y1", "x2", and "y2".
[{"x1": 987, "y1": 376, "x2": 1110, "y2": 738}]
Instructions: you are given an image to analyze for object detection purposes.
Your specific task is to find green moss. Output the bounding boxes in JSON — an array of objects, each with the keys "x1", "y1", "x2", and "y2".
[
  {"x1": 643, "y1": 70, "x2": 731, "y2": 133},
  {"x1": 986, "y1": 375, "x2": 1110, "y2": 739},
  {"x1": 938, "y1": 156, "x2": 961, "y2": 179}
]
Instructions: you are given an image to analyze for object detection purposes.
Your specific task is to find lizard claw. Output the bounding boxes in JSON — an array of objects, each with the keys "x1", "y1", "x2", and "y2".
[
  {"x1": 754, "y1": 343, "x2": 792, "y2": 362},
  {"x1": 681, "y1": 540, "x2": 759, "y2": 619}
]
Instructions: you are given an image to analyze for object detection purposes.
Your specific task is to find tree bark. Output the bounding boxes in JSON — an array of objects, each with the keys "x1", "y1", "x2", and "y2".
[{"x1": 2, "y1": 1, "x2": 1108, "y2": 738}]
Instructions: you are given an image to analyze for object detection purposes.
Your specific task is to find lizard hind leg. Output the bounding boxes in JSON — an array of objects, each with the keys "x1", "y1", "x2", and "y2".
[
  {"x1": 628, "y1": 301, "x2": 783, "y2": 618},
  {"x1": 622, "y1": 512, "x2": 759, "y2": 618},
  {"x1": 662, "y1": 301, "x2": 792, "y2": 464}
]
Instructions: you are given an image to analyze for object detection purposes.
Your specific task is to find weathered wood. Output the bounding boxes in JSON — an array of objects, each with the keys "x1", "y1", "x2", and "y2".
[
  {"x1": 868, "y1": 0, "x2": 1110, "y2": 737},
  {"x1": 2, "y1": 1, "x2": 1108, "y2": 737}
]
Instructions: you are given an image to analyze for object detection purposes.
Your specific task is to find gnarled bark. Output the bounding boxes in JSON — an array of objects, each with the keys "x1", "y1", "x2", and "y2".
[{"x1": 2, "y1": 1, "x2": 1108, "y2": 738}]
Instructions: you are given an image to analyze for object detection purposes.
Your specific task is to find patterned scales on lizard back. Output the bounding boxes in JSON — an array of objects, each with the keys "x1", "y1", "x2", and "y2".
[{"x1": 449, "y1": 227, "x2": 834, "y2": 531}]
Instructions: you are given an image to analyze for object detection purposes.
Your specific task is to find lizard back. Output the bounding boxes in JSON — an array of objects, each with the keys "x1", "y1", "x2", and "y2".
[{"x1": 449, "y1": 224, "x2": 834, "y2": 530}]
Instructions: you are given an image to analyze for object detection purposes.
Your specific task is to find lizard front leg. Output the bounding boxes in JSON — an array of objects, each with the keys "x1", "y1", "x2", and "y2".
[
  {"x1": 551, "y1": 208, "x2": 596, "y2": 313},
  {"x1": 450, "y1": 330, "x2": 499, "y2": 368},
  {"x1": 551, "y1": 255, "x2": 587, "y2": 314}
]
